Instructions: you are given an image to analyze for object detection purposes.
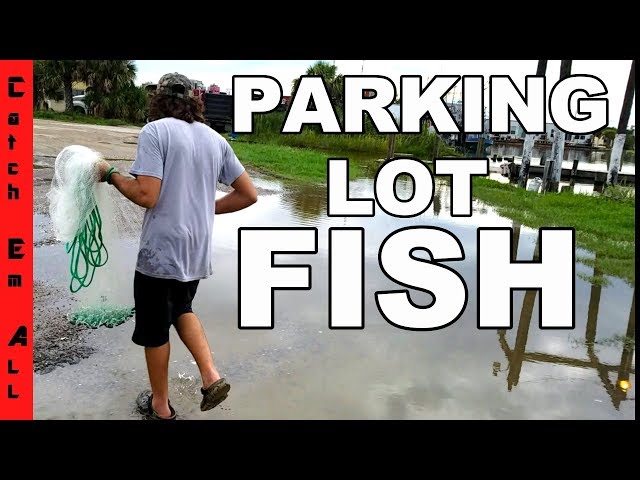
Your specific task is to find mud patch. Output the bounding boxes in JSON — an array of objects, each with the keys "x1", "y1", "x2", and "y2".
[{"x1": 34, "y1": 280, "x2": 95, "y2": 374}]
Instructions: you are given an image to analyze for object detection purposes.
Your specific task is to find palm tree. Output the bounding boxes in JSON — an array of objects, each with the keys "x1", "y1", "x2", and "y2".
[
  {"x1": 79, "y1": 60, "x2": 138, "y2": 117},
  {"x1": 33, "y1": 60, "x2": 64, "y2": 109},
  {"x1": 36, "y1": 60, "x2": 83, "y2": 112},
  {"x1": 80, "y1": 60, "x2": 136, "y2": 95},
  {"x1": 291, "y1": 60, "x2": 343, "y2": 107}
]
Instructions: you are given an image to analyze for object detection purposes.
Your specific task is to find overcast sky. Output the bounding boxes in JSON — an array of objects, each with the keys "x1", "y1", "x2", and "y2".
[{"x1": 134, "y1": 60, "x2": 635, "y2": 128}]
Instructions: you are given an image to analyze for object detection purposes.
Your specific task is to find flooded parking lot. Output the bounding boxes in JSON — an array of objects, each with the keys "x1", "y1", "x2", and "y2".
[
  {"x1": 35, "y1": 174, "x2": 635, "y2": 419},
  {"x1": 33, "y1": 157, "x2": 635, "y2": 419}
]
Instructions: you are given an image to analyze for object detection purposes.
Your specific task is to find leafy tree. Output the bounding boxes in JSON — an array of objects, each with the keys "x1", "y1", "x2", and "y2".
[
  {"x1": 33, "y1": 60, "x2": 64, "y2": 109},
  {"x1": 624, "y1": 126, "x2": 635, "y2": 150},
  {"x1": 33, "y1": 60, "x2": 137, "y2": 117},
  {"x1": 599, "y1": 127, "x2": 618, "y2": 147},
  {"x1": 85, "y1": 83, "x2": 148, "y2": 123},
  {"x1": 80, "y1": 60, "x2": 137, "y2": 117},
  {"x1": 35, "y1": 60, "x2": 83, "y2": 112},
  {"x1": 80, "y1": 60, "x2": 136, "y2": 96},
  {"x1": 291, "y1": 60, "x2": 343, "y2": 108}
]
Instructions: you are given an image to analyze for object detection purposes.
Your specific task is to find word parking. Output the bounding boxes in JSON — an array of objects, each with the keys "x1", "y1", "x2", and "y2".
[{"x1": 233, "y1": 74, "x2": 608, "y2": 135}]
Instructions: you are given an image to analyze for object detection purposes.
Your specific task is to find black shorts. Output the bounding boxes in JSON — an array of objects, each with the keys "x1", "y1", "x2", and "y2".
[{"x1": 132, "y1": 270, "x2": 200, "y2": 347}]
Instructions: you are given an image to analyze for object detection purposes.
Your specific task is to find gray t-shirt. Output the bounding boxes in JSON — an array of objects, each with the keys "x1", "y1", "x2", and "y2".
[{"x1": 129, "y1": 117, "x2": 245, "y2": 282}]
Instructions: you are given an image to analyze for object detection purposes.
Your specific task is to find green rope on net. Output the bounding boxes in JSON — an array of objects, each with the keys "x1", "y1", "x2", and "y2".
[
  {"x1": 69, "y1": 304, "x2": 135, "y2": 329},
  {"x1": 65, "y1": 205, "x2": 109, "y2": 293}
]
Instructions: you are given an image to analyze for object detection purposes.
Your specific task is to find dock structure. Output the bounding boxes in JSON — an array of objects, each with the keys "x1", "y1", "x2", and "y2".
[{"x1": 489, "y1": 155, "x2": 636, "y2": 187}]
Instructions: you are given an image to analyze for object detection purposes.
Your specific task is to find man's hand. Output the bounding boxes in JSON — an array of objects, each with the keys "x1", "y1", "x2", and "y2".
[{"x1": 96, "y1": 159, "x2": 112, "y2": 182}]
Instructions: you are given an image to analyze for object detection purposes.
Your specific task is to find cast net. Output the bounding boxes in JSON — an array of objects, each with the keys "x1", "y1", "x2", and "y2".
[{"x1": 47, "y1": 145, "x2": 134, "y2": 328}]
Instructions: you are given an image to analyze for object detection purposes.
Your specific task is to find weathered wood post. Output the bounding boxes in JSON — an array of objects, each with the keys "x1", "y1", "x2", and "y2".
[
  {"x1": 569, "y1": 158, "x2": 580, "y2": 188},
  {"x1": 518, "y1": 60, "x2": 548, "y2": 188},
  {"x1": 509, "y1": 162, "x2": 518, "y2": 183},
  {"x1": 541, "y1": 158, "x2": 554, "y2": 192},
  {"x1": 607, "y1": 60, "x2": 635, "y2": 186},
  {"x1": 475, "y1": 136, "x2": 485, "y2": 157},
  {"x1": 511, "y1": 221, "x2": 521, "y2": 261},
  {"x1": 386, "y1": 134, "x2": 396, "y2": 160},
  {"x1": 546, "y1": 60, "x2": 573, "y2": 193},
  {"x1": 433, "y1": 185, "x2": 442, "y2": 217}
]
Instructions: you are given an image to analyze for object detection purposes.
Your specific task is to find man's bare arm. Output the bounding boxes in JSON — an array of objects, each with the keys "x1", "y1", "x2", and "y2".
[
  {"x1": 215, "y1": 171, "x2": 258, "y2": 214},
  {"x1": 110, "y1": 172, "x2": 162, "y2": 209}
]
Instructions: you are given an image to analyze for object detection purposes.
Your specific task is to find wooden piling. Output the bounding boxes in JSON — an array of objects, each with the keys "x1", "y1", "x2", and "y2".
[
  {"x1": 541, "y1": 159, "x2": 554, "y2": 192},
  {"x1": 475, "y1": 136, "x2": 485, "y2": 157},
  {"x1": 511, "y1": 222, "x2": 521, "y2": 261},
  {"x1": 386, "y1": 134, "x2": 396, "y2": 161},
  {"x1": 569, "y1": 159, "x2": 580, "y2": 187},
  {"x1": 518, "y1": 60, "x2": 548, "y2": 188},
  {"x1": 547, "y1": 60, "x2": 573, "y2": 193},
  {"x1": 593, "y1": 180, "x2": 605, "y2": 193},
  {"x1": 607, "y1": 60, "x2": 635, "y2": 186}
]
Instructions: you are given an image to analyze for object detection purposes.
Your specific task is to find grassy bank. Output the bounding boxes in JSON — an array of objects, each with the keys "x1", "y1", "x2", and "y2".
[
  {"x1": 34, "y1": 109, "x2": 144, "y2": 127},
  {"x1": 231, "y1": 141, "x2": 365, "y2": 183},
  {"x1": 232, "y1": 141, "x2": 634, "y2": 284},
  {"x1": 471, "y1": 177, "x2": 635, "y2": 284},
  {"x1": 245, "y1": 111, "x2": 459, "y2": 158}
]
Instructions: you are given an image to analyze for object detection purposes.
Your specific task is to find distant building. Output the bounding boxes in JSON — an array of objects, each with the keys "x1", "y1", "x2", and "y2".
[
  {"x1": 486, "y1": 121, "x2": 596, "y2": 147},
  {"x1": 489, "y1": 118, "x2": 526, "y2": 141},
  {"x1": 567, "y1": 133, "x2": 593, "y2": 145},
  {"x1": 445, "y1": 101, "x2": 463, "y2": 127},
  {"x1": 190, "y1": 79, "x2": 205, "y2": 90},
  {"x1": 537, "y1": 122, "x2": 593, "y2": 145}
]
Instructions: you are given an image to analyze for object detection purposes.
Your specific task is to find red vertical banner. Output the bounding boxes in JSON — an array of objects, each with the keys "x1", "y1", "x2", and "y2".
[{"x1": 0, "y1": 60, "x2": 33, "y2": 420}]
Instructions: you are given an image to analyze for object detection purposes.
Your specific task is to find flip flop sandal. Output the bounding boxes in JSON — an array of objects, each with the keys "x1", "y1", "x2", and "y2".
[
  {"x1": 200, "y1": 378, "x2": 231, "y2": 412},
  {"x1": 136, "y1": 390, "x2": 177, "y2": 420}
]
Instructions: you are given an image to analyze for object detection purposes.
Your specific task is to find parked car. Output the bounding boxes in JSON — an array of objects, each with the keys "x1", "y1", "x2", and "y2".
[
  {"x1": 72, "y1": 94, "x2": 88, "y2": 114},
  {"x1": 44, "y1": 93, "x2": 89, "y2": 114}
]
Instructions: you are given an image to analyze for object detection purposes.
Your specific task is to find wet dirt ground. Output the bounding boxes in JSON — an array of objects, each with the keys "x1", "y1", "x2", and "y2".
[{"x1": 33, "y1": 120, "x2": 635, "y2": 420}]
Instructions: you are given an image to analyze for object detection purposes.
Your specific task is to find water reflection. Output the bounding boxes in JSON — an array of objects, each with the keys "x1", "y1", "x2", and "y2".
[
  {"x1": 496, "y1": 222, "x2": 635, "y2": 411},
  {"x1": 35, "y1": 167, "x2": 635, "y2": 419},
  {"x1": 285, "y1": 182, "x2": 327, "y2": 222}
]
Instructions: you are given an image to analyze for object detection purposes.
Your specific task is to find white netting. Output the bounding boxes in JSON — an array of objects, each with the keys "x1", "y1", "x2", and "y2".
[
  {"x1": 46, "y1": 145, "x2": 134, "y2": 327},
  {"x1": 47, "y1": 145, "x2": 103, "y2": 244}
]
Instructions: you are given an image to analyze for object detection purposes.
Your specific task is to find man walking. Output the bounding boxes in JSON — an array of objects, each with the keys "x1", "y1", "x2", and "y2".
[{"x1": 98, "y1": 73, "x2": 258, "y2": 419}]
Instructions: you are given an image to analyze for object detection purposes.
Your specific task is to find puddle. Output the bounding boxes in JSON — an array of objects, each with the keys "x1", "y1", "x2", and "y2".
[{"x1": 33, "y1": 173, "x2": 635, "y2": 420}]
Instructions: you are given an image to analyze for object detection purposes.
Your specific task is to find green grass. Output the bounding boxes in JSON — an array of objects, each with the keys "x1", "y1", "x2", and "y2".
[
  {"x1": 34, "y1": 109, "x2": 144, "y2": 127},
  {"x1": 33, "y1": 106, "x2": 635, "y2": 283},
  {"x1": 245, "y1": 111, "x2": 459, "y2": 158},
  {"x1": 231, "y1": 140, "x2": 635, "y2": 283},
  {"x1": 230, "y1": 141, "x2": 365, "y2": 184},
  {"x1": 471, "y1": 177, "x2": 635, "y2": 284},
  {"x1": 245, "y1": 130, "x2": 458, "y2": 158}
]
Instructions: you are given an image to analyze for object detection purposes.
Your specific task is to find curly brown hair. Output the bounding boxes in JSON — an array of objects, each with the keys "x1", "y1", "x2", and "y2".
[{"x1": 148, "y1": 93, "x2": 205, "y2": 124}]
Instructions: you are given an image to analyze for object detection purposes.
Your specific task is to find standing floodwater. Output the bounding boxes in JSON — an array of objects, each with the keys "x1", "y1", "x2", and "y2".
[{"x1": 34, "y1": 169, "x2": 635, "y2": 420}]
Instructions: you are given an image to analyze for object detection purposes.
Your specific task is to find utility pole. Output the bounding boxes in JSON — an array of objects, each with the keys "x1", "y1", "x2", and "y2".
[
  {"x1": 607, "y1": 60, "x2": 635, "y2": 186},
  {"x1": 518, "y1": 60, "x2": 548, "y2": 188},
  {"x1": 546, "y1": 60, "x2": 573, "y2": 193}
]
